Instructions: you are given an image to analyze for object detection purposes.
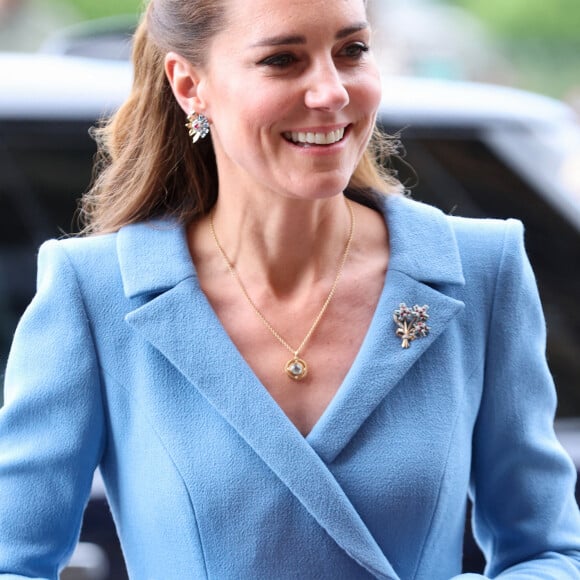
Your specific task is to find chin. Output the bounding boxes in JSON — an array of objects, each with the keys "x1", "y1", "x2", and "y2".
[{"x1": 285, "y1": 175, "x2": 352, "y2": 201}]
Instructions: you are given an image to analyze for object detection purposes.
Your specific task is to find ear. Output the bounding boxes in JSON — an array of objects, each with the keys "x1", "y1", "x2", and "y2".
[{"x1": 164, "y1": 51, "x2": 207, "y2": 116}]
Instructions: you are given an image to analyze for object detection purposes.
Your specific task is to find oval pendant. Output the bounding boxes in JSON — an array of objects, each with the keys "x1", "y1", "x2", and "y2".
[{"x1": 285, "y1": 357, "x2": 308, "y2": 381}]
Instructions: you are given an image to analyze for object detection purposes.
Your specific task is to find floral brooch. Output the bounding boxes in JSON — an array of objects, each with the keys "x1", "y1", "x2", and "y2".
[{"x1": 393, "y1": 303, "x2": 430, "y2": 349}]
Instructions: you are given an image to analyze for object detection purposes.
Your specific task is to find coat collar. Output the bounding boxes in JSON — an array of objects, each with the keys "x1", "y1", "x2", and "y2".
[
  {"x1": 118, "y1": 195, "x2": 465, "y2": 580},
  {"x1": 117, "y1": 219, "x2": 195, "y2": 299},
  {"x1": 384, "y1": 194, "x2": 465, "y2": 286},
  {"x1": 117, "y1": 194, "x2": 465, "y2": 299}
]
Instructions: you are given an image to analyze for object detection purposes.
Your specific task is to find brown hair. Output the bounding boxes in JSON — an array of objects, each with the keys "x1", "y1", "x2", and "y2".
[{"x1": 80, "y1": 0, "x2": 401, "y2": 235}]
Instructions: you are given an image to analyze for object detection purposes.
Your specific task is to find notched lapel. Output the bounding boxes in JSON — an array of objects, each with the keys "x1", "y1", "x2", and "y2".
[
  {"x1": 308, "y1": 270, "x2": 465, "y2": 463},
  {"x1": 125, "y1": 279, "x2": 400, "y2": 580},
  {"x1": 308, "y1": 195, "x2": 467, "y2": 463}
]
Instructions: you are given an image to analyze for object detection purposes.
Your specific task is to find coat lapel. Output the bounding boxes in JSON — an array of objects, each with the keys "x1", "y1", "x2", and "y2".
[
  {"x1": 307, "y1": 195, "x2": 466, "y2": 463},
  {"x1": 306, "y1": 269, "x2": 465, "y2": 463},
  {"x1": 117, "y1": 194, "x2": 465, "y2": 580},
  {"x1": 119, "y1": 220, "x2": 399, "y2": 580}
]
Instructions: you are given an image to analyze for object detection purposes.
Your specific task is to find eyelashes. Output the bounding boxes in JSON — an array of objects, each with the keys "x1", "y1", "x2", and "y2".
[
  {"x1": 259, "y1": 53, "x2": 298, "y2": 68},
  {"x1": 258, "y1": 42, "x2": 370, "y2": 69},
  {"x1": 343, "y1": 42, "x2": 370, "y2": 59}
]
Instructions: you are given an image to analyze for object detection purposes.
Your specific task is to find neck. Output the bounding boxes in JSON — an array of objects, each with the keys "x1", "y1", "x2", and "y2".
[{"x1": 204, "y1": 193, "x2": 353, "y2": 298}]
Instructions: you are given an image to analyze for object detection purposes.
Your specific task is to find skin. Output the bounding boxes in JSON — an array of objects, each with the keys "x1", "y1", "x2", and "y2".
[{"x1": 166, "y1": 0, "x2": 390, "y2": 435}]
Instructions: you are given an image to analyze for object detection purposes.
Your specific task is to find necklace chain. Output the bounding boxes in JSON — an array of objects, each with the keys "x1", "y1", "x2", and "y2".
[{"x1": 209, "y1": 199, "x2": 355, "y2": 380}]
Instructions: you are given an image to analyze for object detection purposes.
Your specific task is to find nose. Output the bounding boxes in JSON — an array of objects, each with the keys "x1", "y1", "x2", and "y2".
[{"x1": 304, "y1": 59, "x2": 350, "y2": 112}]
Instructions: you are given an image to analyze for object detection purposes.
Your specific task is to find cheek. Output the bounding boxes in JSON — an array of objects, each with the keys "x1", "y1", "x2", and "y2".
[
  {"x1": 354, "y1": 71, "x2": 382, "y2": 115},
  {"x1": 210, "y1": 111, "x2": 275, "y2": 173},
  {"x1": 215, "y1": 87, "x2": 288, "y2": 139}
]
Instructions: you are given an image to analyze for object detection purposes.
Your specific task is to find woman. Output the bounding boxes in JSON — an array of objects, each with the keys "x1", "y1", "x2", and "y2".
[{"x1": 1, "y1": 0, "x2": 579, "y2": 578}]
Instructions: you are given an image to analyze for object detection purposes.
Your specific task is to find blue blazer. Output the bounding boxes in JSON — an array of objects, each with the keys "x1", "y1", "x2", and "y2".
[{"x1": 1, "y1": 195, "x2": 580, "y2": 579}]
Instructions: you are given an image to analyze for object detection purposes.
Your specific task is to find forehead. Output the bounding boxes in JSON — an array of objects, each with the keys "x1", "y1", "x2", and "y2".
[{"x1": 220, "y1": 0, "x2": 369, "y2": 40}]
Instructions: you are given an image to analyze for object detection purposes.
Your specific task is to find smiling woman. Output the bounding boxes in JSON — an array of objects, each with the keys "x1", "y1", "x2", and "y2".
[
  {"x1": 1, "y1": 1, "x2": 580, "y2": 579},
  {"x1": 81, "y1": 0, "x2": 398, "y2": 234}
]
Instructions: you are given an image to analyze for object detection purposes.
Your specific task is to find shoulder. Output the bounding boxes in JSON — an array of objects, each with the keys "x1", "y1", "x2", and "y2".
[
  {"x1": 447, "y1": 211, "x2": 526, "y2": 274},
  {"x1": 386, "y1": 193, "x2": 526, "y2": 270},
  {"x1": 39, "y1": 217, "x2": 185, "y2": 272},
  {"x1": 37, "y1": 231, "x2": 120, "y2": 289},
  {"x1": 36, "y1": 218, "x2": 192, "y2": 304},
  {"x1": 42, "y1": 231, "x2": 118, "y2": 262}
]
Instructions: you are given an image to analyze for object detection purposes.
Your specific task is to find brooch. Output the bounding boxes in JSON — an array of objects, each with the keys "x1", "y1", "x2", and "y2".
[{"x1": 393, "y1": 303, "x2": 430, "y2": 349}]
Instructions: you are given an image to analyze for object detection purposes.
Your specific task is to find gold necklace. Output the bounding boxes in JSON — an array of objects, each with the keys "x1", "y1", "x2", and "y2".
[{"x1": 209, "y1": 199, "x2": 355, "y2": 381}]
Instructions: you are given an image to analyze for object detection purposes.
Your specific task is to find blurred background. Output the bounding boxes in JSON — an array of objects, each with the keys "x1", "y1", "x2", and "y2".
[
  {"x1": 1, "y1": 0, "x2": 579, "y2": 109},
  {"x1": 1, "y1": 1, "x2": 579, "y2": 578},
  {"x1": 369, "y1": 0, "x2": 580, "y2": 110}
]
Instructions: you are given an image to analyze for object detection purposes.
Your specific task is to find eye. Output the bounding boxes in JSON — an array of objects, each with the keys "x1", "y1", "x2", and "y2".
[
  {"x1": 341, "y1": 41, "x2": 370, "y2": 60},
  {"x1": 258, "y1": 53, "x2": 298, "y2": 68}
]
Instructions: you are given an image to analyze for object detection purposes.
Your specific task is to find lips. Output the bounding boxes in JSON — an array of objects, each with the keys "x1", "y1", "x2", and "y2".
[{"x1": 283, "y1": 127, "x2": 346, "y2": 146}]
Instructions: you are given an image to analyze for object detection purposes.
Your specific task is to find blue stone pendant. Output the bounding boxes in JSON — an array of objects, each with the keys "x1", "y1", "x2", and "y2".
[{"x1": 285, "y1": 357, "x2": 308, "y2": 381}]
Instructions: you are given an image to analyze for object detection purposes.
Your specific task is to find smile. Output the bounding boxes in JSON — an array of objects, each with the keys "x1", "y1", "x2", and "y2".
[{"x1": 283, "y1": 127, "x2": 346, "y2": 146}]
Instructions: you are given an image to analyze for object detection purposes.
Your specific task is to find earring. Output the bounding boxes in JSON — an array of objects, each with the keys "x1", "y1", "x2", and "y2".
[{"x1": 185, "y1": 111, "x2": 210, "y2": 144}]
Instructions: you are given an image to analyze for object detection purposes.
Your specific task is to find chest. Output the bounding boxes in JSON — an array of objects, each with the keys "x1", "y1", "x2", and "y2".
[{"x1": 204, "y1": 266, "x2": 387, "y2": 436}]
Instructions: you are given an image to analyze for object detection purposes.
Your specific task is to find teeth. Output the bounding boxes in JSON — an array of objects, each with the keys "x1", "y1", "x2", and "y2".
[{"x1": 284, "y1": 127, "x2": 345, "y2": 145}]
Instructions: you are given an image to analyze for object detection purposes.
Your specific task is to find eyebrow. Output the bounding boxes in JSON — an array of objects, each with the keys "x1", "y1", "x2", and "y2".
[{"x1": 251, "y1": 22, "x2": 369, "y2": 48}]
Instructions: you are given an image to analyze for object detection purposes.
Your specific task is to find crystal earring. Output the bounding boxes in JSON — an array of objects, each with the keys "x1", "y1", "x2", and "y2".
[{"x1": 185, "y1": 111, "x2": 210, "y2": 143}]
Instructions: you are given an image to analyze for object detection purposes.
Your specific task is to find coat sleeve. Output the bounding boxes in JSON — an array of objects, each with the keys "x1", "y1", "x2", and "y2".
[
  {"x1": 0, "y1": 240, "x2": 105, "y2": 579},
  {"x1": 453, "y1": 220, "x2": 580, "y2": 579}
]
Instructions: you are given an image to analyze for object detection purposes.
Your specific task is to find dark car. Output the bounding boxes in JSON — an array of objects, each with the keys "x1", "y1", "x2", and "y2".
[{"x1": 1, "y1": 52, "x2": 579, "y2": 578}]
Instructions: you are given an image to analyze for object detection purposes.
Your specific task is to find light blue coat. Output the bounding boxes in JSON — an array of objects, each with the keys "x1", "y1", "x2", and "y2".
[{"x1": 1, "y1": 195, "x2": 580, "y2": 579}]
